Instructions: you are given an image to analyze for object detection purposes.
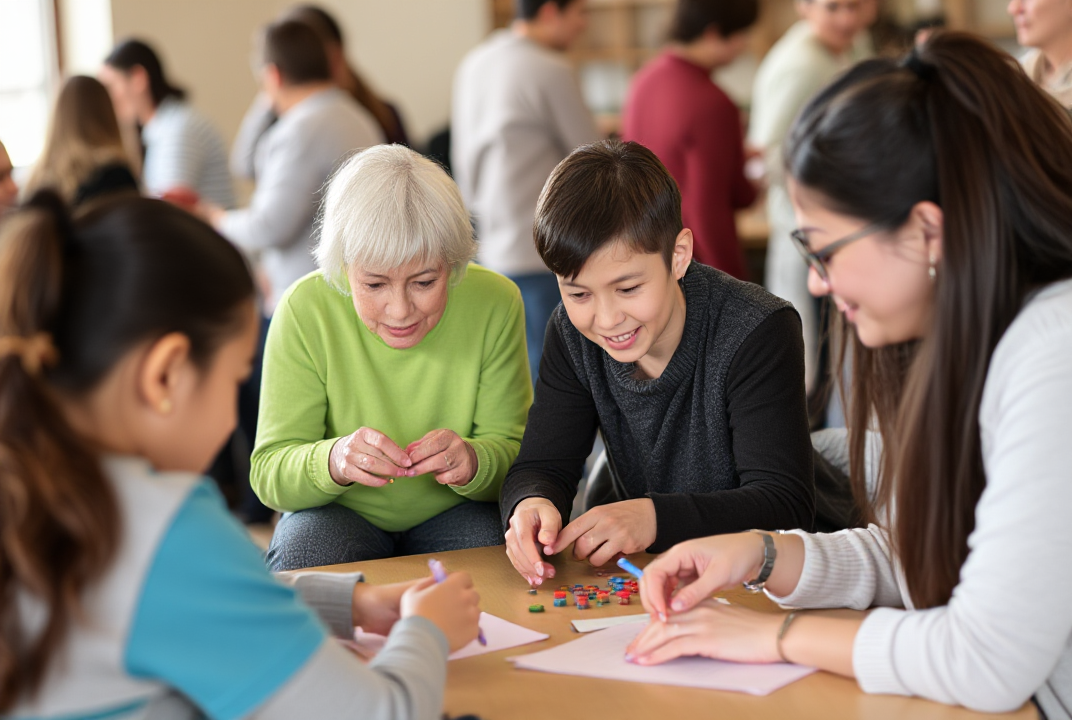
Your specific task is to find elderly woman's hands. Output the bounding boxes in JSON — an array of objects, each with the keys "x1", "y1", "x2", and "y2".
[
  {"x1": 329, "y1": 427, "x2": 478, "y2": 488},
  {"x1": 405, "y1": 429, "x2": 479, "y2": 487},
  {"x1": 329, "y1": 427, "x2": 414, "y2": 487}
]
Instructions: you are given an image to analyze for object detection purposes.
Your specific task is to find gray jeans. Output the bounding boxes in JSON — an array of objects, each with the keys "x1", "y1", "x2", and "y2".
[{"x1": 266, "y1": 500, "x2": 503, "y2": 571}]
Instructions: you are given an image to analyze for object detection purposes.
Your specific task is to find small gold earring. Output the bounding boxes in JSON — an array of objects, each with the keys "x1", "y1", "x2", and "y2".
[{"x1": 159, "y1": 398, "x2": 173, "y2": 414}]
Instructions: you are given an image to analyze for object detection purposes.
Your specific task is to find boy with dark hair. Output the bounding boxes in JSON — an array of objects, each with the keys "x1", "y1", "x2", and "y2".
[
  {"x1": 501, "y1": 140, "x2": 814, "y2": 585},
  {"x1": 622, "y1": 0, "x2": 759, "y2": 280}
]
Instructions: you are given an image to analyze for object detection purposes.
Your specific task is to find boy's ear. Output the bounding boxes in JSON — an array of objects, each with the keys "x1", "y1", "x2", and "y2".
[{"x1": 672, "y1": 228, "x2": 694, "y2": 280}]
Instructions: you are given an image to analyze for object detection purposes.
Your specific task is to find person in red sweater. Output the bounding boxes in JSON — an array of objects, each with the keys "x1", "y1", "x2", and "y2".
[{"x1": 622, "y1": 0, "x2": 759, "y2": 279}]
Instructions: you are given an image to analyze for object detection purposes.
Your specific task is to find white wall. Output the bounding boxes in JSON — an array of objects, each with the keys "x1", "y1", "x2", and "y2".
[
  {"x1": 99, "y1": 0, "x2": 489, "y2": 149},
  {"x1": 316, "y1": 0, "x2": 490, "y2": 143}
]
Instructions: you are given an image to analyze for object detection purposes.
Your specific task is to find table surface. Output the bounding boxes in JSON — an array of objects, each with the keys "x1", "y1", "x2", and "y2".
[{"x1": 307, "y1": 545, "x2": 1038, "y2": 720}]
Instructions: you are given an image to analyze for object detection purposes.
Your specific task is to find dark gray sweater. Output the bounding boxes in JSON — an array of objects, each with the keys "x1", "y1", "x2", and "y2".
[{"x1": 500, "y1": 262, "x2": 815, "y2": 552}]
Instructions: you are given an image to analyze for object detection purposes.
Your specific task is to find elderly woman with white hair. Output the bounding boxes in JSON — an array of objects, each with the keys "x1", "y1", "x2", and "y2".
[{"x1": 252, "y1": 145, "x2": 532, "y2": 571}]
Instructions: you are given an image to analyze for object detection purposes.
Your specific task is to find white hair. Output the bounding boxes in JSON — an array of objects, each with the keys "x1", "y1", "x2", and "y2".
[{"x1": 315, "y1": 144, "x2": 477, "y2": 293}]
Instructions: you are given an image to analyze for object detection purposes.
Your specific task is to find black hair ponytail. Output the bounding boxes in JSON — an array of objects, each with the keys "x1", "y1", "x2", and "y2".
[{"x1": 0, "y1": 192, "x2": 254, "y2": 708}]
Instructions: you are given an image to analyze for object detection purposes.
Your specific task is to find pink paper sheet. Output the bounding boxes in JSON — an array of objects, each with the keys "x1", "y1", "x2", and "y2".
[
  {"x1": 510, "y1": 622, "x2": 815, "y2": 695},
  {"x1": 344, "y1": 612, "x2": 549, "y2": 661}
]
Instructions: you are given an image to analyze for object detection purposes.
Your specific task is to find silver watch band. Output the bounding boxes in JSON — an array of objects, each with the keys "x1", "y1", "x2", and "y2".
[{"x1": 743, "y1": 530, "x2": 777, "y2": 593}]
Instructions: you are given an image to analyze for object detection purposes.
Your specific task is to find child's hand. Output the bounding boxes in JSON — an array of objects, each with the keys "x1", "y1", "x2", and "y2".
[
  {"x1": 351, "y1": 580, "x2": 418, "y2": 635},
  {"x1": 404, "y1": 429, "x2": 478, "y2": 486},
  {"x1": 505, "y1": 497, "x2": 562, "y2": 586},
  {"x1": 548, "y1": 499, "x2": 657, "y2": 566},
  {"x1": 401, "y1": 572, "x2": 481, "y2": 652},
  {"x1": 329, "y1": 427, "x2": 413, "y2": 486}
]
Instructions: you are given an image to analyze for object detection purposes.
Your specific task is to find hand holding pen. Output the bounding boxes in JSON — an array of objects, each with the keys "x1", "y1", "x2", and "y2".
[
  {"x1": 399, "y1": 561, "x2": 482, "y2": 652},
  {"x1": 430, "y1": 558, "x2": 486, "y2": 646}
]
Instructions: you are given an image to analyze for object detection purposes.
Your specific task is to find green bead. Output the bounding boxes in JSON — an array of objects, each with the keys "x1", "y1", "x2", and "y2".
[{"x1": 528, "y1": 604, "x2": 545, "y2": 612}]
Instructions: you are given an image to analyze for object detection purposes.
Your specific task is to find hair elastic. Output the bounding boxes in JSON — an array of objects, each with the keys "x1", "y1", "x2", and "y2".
[
  {"x1": 903, "y1": 50, "x2": 938, "y2": 82},
  {"x1": 0, "y1": 333, "x2": 58, "y2": 376}
]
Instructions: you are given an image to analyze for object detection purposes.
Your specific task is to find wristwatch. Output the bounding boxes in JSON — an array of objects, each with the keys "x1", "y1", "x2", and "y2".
[{"x1": 743, "y1": 530, "x2": 777, "y2": 593}]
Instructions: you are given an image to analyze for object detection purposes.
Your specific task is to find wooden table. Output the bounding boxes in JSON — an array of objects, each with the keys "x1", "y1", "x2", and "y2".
[{"x1": 307, "y1": 545, "x2": 1038, "y2": 720}]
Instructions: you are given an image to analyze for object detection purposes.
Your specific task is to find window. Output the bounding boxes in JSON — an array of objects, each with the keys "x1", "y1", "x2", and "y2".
[{"x1": 0, "y1": 0, "x2": 60, "y2": 167}]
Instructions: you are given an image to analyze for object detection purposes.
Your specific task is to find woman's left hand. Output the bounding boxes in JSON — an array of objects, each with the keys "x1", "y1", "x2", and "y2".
[
  {"x1": 625, "y1": 600, "x2": 784, "y2": 666},
  {"x1": 405, "y1": 429, "x2": 478, "y2": 486}
]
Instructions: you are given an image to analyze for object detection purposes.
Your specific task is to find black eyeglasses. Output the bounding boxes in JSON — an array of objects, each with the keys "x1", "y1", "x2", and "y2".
[{"x1": 789, "y1": 222, "x2": 883, "y2": 284}]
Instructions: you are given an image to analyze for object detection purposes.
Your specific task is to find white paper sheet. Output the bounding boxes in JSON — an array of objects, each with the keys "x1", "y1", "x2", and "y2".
[
  {"x1": 569, "y1": 599, "x2": 730, "y2": 633},
  {"x1": 344, "y1": 612, "x2": 549, "y2": 661},
  {"x1": 449, "y1": 612, "x2": 549, "y2": 659},
  {"x1": 510, "y1": 622, "x2": 816, "y2": 695},
  {"x1": 570, "y1": 613, "x2": 648, "y2": 633}
]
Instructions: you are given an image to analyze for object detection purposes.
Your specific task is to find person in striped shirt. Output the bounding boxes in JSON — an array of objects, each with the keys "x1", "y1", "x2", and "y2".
[{"x1": 99, "y1": 39, "x2": 235, "y2": 209}]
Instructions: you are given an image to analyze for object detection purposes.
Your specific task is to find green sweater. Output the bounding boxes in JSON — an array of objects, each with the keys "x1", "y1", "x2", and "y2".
[{"x1": 251, "y1": 265, "x2": 532, "y2": 532}]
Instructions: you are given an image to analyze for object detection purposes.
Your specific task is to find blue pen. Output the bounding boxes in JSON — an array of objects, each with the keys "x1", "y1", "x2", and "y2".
[
  {"x1": 616, "y1": 557, "x2": 644, "y2": 579},
  {"x1": 428, "y1": 558, "x2": 486, "y2": 646}
]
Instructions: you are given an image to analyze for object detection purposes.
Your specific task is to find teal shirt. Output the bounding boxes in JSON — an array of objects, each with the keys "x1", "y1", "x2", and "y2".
[{"x1": 251, "y1": 265, "x2": 532, "y2": 532}]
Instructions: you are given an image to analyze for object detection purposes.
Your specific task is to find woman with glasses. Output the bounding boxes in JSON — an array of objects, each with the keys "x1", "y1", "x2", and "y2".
[{"x1": 627, "y1": 32, "x2": 1072, "y2": 719}]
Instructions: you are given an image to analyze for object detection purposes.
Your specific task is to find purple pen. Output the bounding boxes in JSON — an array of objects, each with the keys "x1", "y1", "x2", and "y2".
[{"x1": 428, "y1": 558, "x2": 486, "y2": 646}]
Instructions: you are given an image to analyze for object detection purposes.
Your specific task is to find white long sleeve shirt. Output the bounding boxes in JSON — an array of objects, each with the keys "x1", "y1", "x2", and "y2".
[
  {"x1": 218, "y1": 88, "x2": 383, "y2": 312},
  {"x1": 770, "y1": 279, "x2": 1072, "y2": 718},
  {"x1": 451, "y1": 30, "x2": 599, "y2": 277}
]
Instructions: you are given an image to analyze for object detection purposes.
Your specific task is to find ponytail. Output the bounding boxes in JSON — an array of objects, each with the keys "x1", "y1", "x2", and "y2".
[
  {"x1": 786, "y1": 32, "x2": 1072, "y2": 608},
  {"x1": 0, "y1": 192, "x2": 255, "y2": 709},
  {"x1": 0, "y1": 193, "x2": 120, "y2": 709}
]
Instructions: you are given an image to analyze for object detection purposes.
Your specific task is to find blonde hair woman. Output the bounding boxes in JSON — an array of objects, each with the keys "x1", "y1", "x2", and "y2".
[
  {"x1": 24, "y1": 76, "x2": 137, "y2": 206},
  {"x1": 252, "y1": 144, "x2": 532, "y2": 570}
]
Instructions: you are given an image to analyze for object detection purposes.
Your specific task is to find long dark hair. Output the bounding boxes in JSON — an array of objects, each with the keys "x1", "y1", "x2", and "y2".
[
  {"x1": 0, "y1": 193, "x2": 254, "y2": 709},
  {"x1": 104, "y1": 39, "x2": 186, "y2": 107},
  {"x1": 785, "y1": 32, "x2": 1072, "y2": 608}
]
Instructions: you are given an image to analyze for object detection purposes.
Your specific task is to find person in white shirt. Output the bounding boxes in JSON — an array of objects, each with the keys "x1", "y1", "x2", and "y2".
[
  {"x1": 626, "y1": 33, "x2": 1072, "y2": 720},
  {"x1": 99, "y1": 39, "x2": 235, "y2": 209},
  {"x1": 1008, "y1": 0, "x2": 1072, "y2": 108},
  {"x1": 205, "y1": 19, "x2": 383, "y2": 313},
  {"x1": 748, "y1": 0, "x2": 864, "y2": 393},
  {"x1": 452, "y1": 0, "x2": 599, "y2": 382}
]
